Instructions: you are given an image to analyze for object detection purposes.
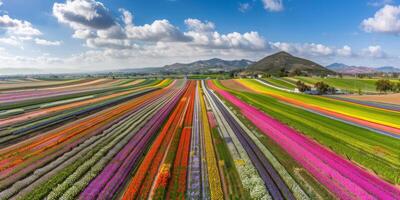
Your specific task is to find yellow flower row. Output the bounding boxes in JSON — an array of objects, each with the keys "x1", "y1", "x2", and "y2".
[{"x1": 199, "y1": 87, "x2": 224, "y2": 200}]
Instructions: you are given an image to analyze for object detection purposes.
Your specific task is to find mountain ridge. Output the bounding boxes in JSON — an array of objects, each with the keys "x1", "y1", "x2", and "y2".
[
  {"x1": 326, "y1": 63, "x2": 400, "y2": 74},
  {"x1": 163, "y1": 58, "x2": 254, "y2": 73},
  {"x1": 247, "y1": 51, "x2": 333, "y2": 75}
]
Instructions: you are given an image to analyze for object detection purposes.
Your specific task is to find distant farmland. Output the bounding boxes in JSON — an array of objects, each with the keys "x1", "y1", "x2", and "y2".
[
  {"x1": 0, "y1": 77, "x2": 398, "y2": 199},
  {"x1": 287, "y1": 76, "x2": 397, "y2": 93}
]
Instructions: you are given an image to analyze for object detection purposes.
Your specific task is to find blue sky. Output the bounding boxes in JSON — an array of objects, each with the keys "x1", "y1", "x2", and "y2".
[{"x1": 1, "y1": 0, "x2": 400, "y2": 73}]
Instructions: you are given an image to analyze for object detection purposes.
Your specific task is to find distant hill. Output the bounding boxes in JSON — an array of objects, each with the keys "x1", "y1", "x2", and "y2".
[
  {"x1": 326, "y1": 63, "x2": 377, "y2": 74},
  {"x1": 247, "y1": 51, "x2": 333, "y2": 75},
  {"x1": 376, "y1": 66, "x2": 400, "y2": 73},
  {"x1": 163, "y1": 58, "x2": 254, "y2": 73},
  {"x1": 325, "y1": 63, "x2": 350, "y2": 72},
  {"x1": 326, "y1": 63, "x2": 400, "y2": 74}
]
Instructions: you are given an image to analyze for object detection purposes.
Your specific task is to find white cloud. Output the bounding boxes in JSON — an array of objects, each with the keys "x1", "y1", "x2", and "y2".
[
  {"x1": 72, "y1": 29, "x2": 96, "y2": 39},
  {"x1": 34, "y1": 38, "x2": 62, "y2": 46},
  {"x1": 125, "y1": 19, "x2": 190, "y2": 42},
  {"x1": 184, "y1": 19, "x2": 266, "y2": 50},
  {"x1": 0, "y1": 14, "x2": 61, "y2": 49},
  {"x1": 361, "y1": 5, "x2": 400, "y2": 34},
  {"x1": 0, "y1": 15, "x2": 42, "y2": 36},
  {"x1": 0, "y1": 1, "x2": 381, "y2": 71},
  {"x1": 85, "y1": 38, "x2": 134, "y2": 49},
  {"x1": 185, "y1": 18, "x2": 215, "y2": 32},
  {"x1": 53, "y1": 0, "x2": 118, "y2": 42},
  {"x1": 336, "y1": 45, "x2": 354, "y2": 57},
  {"x1": 121, "y1": 10, "x2": 190, "y2": 42},
  {"x1": 53, "y1": 0, "x2": 115, "y2": 30},
  {"x1": 271, "y1": 42, "x2": 334, "y2": 57},
  {"x1": 97, "y1": 25, "x2": 125, "y2": 39},
  {"x1": 262, "y1": 0, "x2": 284, "y2": 12},
  {"x1": 362, "y1": 45, "x2": 388, "y2": 58},
  {"x1": 55, "y1": 4, "x2": 266, "y2": 52},
  {"x1": 238, "y1": 3, "x2": 251, "y2": 13},
  {"x1": 119, "y1": 8, "x2": 133, "y2": 26},
  {"x1": 0, "y1": 36, "x2": 21, "y2": 47}
]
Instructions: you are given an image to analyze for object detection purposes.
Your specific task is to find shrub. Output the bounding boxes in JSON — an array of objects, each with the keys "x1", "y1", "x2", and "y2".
[
  {"x1": 375, "y1": 79, "x2": 393, "y2": 93},
  {"x1": 296, "y1": 81, "x2": 311, "y2": 92}
]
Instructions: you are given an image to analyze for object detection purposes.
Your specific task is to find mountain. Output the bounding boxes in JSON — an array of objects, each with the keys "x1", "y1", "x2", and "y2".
[
  {"x1": 163, "y1": 58, "x2": 254, "y2": 73},
  {"x1": 325, "y1": 63, "x2": 400, "y2": 74},
  {"x1": 247, "y1": 51, "x2": 333, "y2": 75},
  {"x1": 325, "y1": 63, "x2": 349, "y2": 71},
  {"x1": 376, "y1": 66, "x2": 400, "y2": 73},
  {"x1": 326, "y1": 63, "x2": 377, "y2": 74}
]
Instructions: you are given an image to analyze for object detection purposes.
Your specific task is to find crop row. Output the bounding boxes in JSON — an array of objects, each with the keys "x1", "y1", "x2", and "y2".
[
  {"x1": 0, "y1": 77, "x2": 398, "y2": 199},
  {"x1": 0, "y1": 80, "x2": 179, "y2": 199},
  {"x1": 209, "y1": 80, "x2": 400, "y2": 199},
  {"x1": 217, "y1": 79, "x2": 400, "y2": 184}
]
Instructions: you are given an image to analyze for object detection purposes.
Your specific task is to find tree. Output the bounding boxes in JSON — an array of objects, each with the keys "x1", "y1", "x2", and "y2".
[
  {"x1": 314, "y1": 81, "x2": 333, "y2": 94},
  {"x1": 375, "y1": 79, "x2": 393, "y2": 93},
  {"x1": 392, "y1": 82, "x2": 400, "y2": 93},
  {"x1": 289, "y1": 69, "x2": 302, "y2": 77},
  {"x1": 358, "y1": 88, "x2": 363, "y2": 95},
  {"x1": 296, "y1": 81, "x2": 311, "y2": 92},
  {"x1": 328, "y1": 86, "x2": 336, "y2": 94},
  {"x1": 229, "y1": 71, "x2": 235, "y2": 78},
  {"x1": 279, "y1": 68, "x2": 289, "y2": 77}
]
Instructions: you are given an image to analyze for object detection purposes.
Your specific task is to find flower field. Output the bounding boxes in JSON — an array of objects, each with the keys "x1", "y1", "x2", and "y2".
[{"x1": 0, "y1": 77, "x2": 398, "y2": 199}]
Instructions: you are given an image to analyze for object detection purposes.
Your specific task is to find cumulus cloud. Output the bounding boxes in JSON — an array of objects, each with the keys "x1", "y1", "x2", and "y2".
[
  {"x1": 361, "y1": 5, "x2": 400, "y2": 34},
  {"x1": 53, "y1": 1, "x2": 267, "y2": 52},
  {"x1": 185, "y1": 18, "x2": 215, "y2": 33},
  {"x1": 85, "y1": 38, "x2": 135, "y2": 49},
  {"x1": 26, "y1": 0, "x2": 391, "y2": 71},
  {"x1": 184, "y1": 19, "x2": 266, "y2": 50},
  {"x1": 336, "y1": 45, "x2": 354, "y2": 57},
  {"x1": 34, "y1": 38, "x2": 62, "y2": 46},
  {"x1": 0, "y1": 36, "x2": 21, "y2": 47},
  {"x1": 53, "y1": 0, "x2": 115, "y2": 30},
  {"x1": 0, "y1": 14, "x2": 62, "y2": 49},
  {"x1": 125, "y1": 19, "x2": 190, "y2": 42},
  {"x1": 362, "y1": 45, "x2": 388, "y2": 58},
  {"x1": 53, "y1": 0, "x2": 122, "y2": 46},
  {"x1": 72, "y1": 29, "x2": 97, "y2": 39},
  {"x1": 271, "y1": 42, "x2": 334, "y2": 57},
  {"x1": 0, "y1": 15, "x2": 42, "y2": 36},
  {"x1": 119, "y1": 8, "x2": 133, "y2": 26},
  {"x1": 262, "y1": 0, "x2": 284, "y2": 12}
]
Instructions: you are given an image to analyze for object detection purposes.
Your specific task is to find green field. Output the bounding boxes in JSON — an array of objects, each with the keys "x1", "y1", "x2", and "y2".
[
  {"x1": 288, "y1": 76, "x2": 398, "y2": 93},
  {"x1": 240, "y1": 79, "x2": 400, "y2": 129},
  {"x1": 262, "y1": 77, "x2": 297, "y2": 90},
  {"x1": 214, "y1": 79, "x2": 400, "y2": 184}
]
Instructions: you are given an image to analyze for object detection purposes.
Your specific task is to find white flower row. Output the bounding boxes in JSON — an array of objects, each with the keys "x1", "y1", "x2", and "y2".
[{"x1": 202, "y1": 81, "x2": 270, "y2": 200}]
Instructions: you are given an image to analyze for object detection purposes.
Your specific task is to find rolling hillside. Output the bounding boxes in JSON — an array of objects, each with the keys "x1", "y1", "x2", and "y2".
[
  {"x1": 247, "y1": 51, "x2": 333, "y2": 75},
  {"x1": 163, "y1": 58, "x2": 254, "y2": 73},
  {"x1": 326, "y1": 63, "x2": 400, "y2": 74}
]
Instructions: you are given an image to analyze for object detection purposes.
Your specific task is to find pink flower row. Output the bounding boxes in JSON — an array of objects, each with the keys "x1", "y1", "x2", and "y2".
[{"x1": 210, "y1": 81, "x2": 400, "y2": 199}]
